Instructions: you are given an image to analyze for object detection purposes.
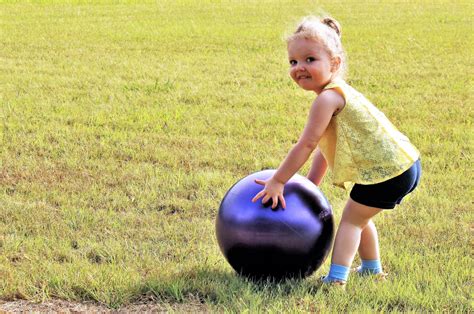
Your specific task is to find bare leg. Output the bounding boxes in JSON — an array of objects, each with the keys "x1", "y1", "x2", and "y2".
[
  {"x1": 358, "y1": 220, "x2": 380, "y2": 260},
  {"x1": 331, "y1": 199, "x2": 382, "y2": 267}
]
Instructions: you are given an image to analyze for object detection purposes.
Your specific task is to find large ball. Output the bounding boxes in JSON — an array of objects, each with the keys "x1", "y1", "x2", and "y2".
[{"x1": 216, "y1": 170, "x2": 334, "y2": 280}]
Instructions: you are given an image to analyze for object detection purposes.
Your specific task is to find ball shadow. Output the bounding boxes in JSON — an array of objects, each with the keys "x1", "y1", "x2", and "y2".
[{"x1": 135, "y1": 267, "x2": 319, "y2": 306}]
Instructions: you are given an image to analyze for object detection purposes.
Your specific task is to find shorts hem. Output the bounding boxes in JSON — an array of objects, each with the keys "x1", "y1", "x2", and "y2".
[{"x1": 349, "y1": 195, "x2": 396, "y2": 210}]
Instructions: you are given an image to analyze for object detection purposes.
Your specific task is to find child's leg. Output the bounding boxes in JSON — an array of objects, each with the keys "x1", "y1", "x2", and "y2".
[
  {"x1": 359, "y1": 220, "x2": 379, "y2": 260},
  {"x1": 323, "y1": 199, "x2": 382, "y2": 282},
  {"x1": 355, "y1": 220, "x2": 384, "y2": 274},
  {"x1": 332, "y1": 199, "x2": 382, "y2": 266}
]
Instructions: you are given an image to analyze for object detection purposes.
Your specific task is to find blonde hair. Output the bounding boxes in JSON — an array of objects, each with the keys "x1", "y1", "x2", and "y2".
[{"x1": 287, "y1": 16, "x2": 347, "y2": 78}]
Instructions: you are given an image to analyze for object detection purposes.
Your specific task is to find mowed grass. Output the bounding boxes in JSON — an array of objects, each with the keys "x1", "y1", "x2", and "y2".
[{"x1": 0, "y1": 0, "x2": 472, "y2": 311}]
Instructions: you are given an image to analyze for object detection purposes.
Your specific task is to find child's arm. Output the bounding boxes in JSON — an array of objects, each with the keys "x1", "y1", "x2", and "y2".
[
  {"x1": 252, "y1": 90, "x2": 344, "y2": 208},
  {"x1": 307, "y1": 148, "x2": 328, "y2": 186},
  {"x1": 271, "y1": 90, "x2": 340, "y2": 183}
]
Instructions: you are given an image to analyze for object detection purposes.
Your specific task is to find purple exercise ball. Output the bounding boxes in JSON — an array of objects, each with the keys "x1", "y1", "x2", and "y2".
[{"x1": 216, "y1": 170, "x2": 334, "y2": 280}]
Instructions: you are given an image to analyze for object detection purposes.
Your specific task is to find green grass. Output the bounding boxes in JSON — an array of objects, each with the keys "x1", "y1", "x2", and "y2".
[{"x1": 1, "y1": 0, "x2": 472, "y2": 311}]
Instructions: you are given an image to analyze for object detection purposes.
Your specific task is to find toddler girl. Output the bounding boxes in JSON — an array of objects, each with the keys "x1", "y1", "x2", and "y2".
[{"x1": 252, "y1": 16, "x2": 421, "y2": 286}]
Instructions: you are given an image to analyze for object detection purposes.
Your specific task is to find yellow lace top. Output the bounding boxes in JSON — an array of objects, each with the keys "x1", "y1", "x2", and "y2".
[{"x1": 318, "y1": 79, "x2": 420, "y2": 189}]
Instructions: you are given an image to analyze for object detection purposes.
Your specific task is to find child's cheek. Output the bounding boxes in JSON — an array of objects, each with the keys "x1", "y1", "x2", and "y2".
[{"x1": 290, "y1": 71, "x2": 298, "y2": 83}]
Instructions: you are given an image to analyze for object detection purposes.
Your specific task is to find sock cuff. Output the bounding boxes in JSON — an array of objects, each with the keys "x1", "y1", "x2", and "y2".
[
  {"x1": 327, "y1": 263, "x2": 350, "y2": 281},
  {"x1": 361, "y1": 259, "x2": 382, "y2": 270}
]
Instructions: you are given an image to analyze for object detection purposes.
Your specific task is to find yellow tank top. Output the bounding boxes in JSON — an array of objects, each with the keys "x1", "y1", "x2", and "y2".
[{"x1": 318, "y1": 79, "x2": 420, "y2": 189}]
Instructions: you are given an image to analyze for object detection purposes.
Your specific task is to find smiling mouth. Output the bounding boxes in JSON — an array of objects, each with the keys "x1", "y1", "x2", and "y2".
[{"x1": 298, "y1": 76, "x2": 311, "y2": 80}]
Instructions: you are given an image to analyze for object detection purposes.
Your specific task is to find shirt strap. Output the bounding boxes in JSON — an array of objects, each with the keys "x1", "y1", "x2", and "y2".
[{"x1": 323, "y1": 79, "x2": 346, "y2": 102}]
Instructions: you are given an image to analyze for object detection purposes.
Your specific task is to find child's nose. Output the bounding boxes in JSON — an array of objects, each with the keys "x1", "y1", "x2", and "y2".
[{"x1": 296, "y1": 64, "x2": 306, "y2": 71}]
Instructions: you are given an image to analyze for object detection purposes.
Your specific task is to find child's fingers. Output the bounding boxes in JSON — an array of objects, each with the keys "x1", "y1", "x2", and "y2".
[
  {"x1": 254, "y1": 179, "x2": 266, "y2": 186},
  {"x1": 272, "y1": 196, "x2": 278, "y2": 209},
  {"x1": 252, "y1": 190, "x2": 265, "y2": 203},
  {"x1": 262, "y1": 194, "x2": 270, "y2": 204},
  {"x1": 278, "y1": 194, "x2": 286, "y2": 209}
]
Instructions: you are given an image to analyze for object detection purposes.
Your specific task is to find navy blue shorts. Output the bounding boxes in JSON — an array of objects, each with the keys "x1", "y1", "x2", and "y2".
[{"x1": 350, "y1": 160, "x2": 421, "y2": 209}]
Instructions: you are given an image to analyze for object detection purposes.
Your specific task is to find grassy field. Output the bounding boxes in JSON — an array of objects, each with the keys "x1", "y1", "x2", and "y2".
[{"x1": 1, "y1": 0, "x2": 472, "y2": 311}]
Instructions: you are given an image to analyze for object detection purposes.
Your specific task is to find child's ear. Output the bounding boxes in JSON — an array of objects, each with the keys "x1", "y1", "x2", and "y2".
[{"x1": 331, "y1": 56, "x2": 341, "y2": 73}]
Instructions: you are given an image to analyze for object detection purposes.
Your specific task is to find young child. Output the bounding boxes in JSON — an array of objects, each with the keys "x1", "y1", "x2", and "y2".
[{"x1": 252, "y1": 16, "x2": 421, "y2": 286}]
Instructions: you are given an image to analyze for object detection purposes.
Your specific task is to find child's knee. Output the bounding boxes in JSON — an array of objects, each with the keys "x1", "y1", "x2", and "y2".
[
  {"x1": 340, "y1": 214, "x2": 370, "y2": 229},
  {"x1": 341, "y1": 199, "x2": 381, "y2": 228}
]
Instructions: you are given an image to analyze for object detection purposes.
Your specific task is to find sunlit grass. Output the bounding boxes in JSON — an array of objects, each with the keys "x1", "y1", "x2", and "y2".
[{"x1": 0, "y1": 0, "x2": 472, "y2": 311}]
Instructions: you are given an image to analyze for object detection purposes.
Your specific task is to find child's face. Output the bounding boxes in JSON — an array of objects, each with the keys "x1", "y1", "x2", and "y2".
[{"x1": 287, "y1": 38, "x2": 337, "y2": 93}]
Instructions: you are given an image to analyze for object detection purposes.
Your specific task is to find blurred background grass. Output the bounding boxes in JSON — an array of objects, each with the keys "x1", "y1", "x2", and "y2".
[{"x1": 0, "y1": 0, "x2": 472, "y2": 311}]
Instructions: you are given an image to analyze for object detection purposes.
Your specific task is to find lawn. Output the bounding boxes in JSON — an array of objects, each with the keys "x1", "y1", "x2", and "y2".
[{"x1": 0, "y1": 0, "x2": 472, "y2": 311}]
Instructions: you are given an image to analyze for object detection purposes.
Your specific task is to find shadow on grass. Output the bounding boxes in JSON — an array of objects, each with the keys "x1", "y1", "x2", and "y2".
[{"x1": 135, "y1": 268, "x2": 320, "y2": 307}]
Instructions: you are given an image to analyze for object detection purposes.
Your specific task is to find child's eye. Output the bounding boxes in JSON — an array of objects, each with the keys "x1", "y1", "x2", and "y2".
[
  {"x1": 306, "y1": 57, "x2": 316, "y2": 63},
  {"x1": 289, "y1": 60, "x2": 297, "y2": 66}
]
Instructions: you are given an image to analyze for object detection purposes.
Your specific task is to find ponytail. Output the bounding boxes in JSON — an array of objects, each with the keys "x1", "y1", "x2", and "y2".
[{"x1": 321, "y1": 17, "x2": 342, "y2": 38}]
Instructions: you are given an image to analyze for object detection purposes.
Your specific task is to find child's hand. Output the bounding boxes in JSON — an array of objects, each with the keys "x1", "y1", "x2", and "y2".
[{"x1": 251, "y1": 177, "x2": 286, "y2": 209}]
